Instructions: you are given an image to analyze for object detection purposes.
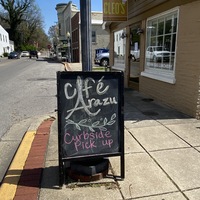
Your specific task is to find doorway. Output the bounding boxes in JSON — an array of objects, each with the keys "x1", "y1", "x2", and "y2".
[{"x1": 128, "y1": 24, "x2": 141, "y2": 90}]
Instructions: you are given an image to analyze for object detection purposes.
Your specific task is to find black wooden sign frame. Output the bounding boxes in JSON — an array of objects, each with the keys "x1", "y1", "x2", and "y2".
[{"x1": 57, "y1": 71, "x2": 124, "y2": 186}]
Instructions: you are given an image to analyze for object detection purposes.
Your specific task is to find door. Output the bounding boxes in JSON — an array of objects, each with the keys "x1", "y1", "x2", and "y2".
[{"x1": 128, "y1": 24, "x2": 141, "y2": 90}]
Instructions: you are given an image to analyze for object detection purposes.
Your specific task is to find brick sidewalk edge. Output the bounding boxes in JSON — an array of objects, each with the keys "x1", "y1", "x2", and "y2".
[{"x1": 13, "y1": 118, "x2": 55, "y2": 200}]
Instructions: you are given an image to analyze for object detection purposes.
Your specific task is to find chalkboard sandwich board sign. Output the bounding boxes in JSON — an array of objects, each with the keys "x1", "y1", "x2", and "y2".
[{"x1": 57, "y1": 71, "x2": 124, "y2": 186}]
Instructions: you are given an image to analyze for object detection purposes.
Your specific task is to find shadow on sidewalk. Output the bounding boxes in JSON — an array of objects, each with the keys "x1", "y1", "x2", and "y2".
[
  {"x1": 3, "y1": 166, "x2": 60, "y2": 190},
  {"x1": 3, "y1": 165, "x2": 116, "y2": 189},
  {"x1": 124, "y1": 88, "x2": 193, "y2": 122},
  {"x1": 30, "y1": 57, "x2": 62, "y2": 64}
]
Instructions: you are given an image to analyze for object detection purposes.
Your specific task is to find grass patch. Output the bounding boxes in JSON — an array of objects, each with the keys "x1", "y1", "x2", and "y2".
[
  {"x1": 92, "y1": 67, "x2": 105, "y2": 71},
  {"x1": 92, "y1": 66, "x2": 111, "y2": 72},
  {"x1": 66, "y1": 182, "x2": 118, "y2": 190}
]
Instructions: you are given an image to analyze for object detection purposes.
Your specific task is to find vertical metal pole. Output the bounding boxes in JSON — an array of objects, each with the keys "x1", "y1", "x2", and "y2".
[{"x1": 80, "y1": 0, "x2": 92, "y2": 71}]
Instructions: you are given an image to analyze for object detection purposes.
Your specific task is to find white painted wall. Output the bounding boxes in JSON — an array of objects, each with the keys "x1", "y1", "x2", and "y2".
[{"x1": 0, "y1": 25, "x2": 11, "y2": 57}]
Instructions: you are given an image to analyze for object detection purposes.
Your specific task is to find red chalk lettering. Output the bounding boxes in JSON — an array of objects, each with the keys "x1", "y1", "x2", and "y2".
[
  {"x1": 102, "y1": 139, "x2": 113, "y2": 147},
  {"x1": 74, "y1": 140, "x2": 81, "y2": 151},
  {"x1": 105, "y1": 131, "x2": 111, "y2": 138},
  {"x1": 74, "y1": 140, "x2": 97, "y2": 152},
  {"x1": 83, "y1": 132, "x2": 89, "y2": 140},
  {"x1": 107, "y1": 139, "x2": 113, "y2": 147}
]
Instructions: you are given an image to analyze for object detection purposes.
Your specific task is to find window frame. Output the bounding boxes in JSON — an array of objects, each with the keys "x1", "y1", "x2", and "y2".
[{"x1": 141, "y1": 7, "x2": 179, "y2": 84}]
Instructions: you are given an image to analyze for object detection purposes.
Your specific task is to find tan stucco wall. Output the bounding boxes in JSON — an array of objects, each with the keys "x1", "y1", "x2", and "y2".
[{"x1": 140, "y1": 1, "x2": 200, "y2": 117}]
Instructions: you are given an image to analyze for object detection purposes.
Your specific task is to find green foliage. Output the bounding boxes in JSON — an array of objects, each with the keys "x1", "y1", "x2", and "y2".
[
  {"x1": 3, "y1": 52, "x2": 9, "y2": 57},
  {"x1": 0, "y1": 0, "x2": 51, "y2": 50},
  {"x1": 19, "y1": 44, "x2": 37, "y2": 51},
  {"x1": 0, "y1": 0, "x2": 31, "y2": 48}
]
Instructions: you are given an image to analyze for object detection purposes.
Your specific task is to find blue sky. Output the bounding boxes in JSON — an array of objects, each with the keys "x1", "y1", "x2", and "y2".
[{"x1": 35, "y1": 0, "x2": 103, "y2": 34}]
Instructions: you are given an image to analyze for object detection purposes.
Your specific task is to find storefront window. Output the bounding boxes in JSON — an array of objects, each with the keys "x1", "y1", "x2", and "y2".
[
  {"x1": 114, "y1": 29, "x2": 126, "y2": 69},
  {"x1": 142, "y1": 8, "x2": 178, "y2": 84}
]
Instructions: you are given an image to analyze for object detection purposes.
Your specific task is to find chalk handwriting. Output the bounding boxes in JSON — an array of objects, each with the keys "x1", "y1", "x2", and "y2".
[
  {"x1": 64, "y1": 76, "x2": 117, "y2": 119},
  {"x1": 62, "y1": 75, "x2": 119, "y2": 153},
  {"x1": 64, "y1": 130, "x2": 113, "y2": 152},
  {"x1": 65, "y1": 113, "x2": 116, "y2": 132}
]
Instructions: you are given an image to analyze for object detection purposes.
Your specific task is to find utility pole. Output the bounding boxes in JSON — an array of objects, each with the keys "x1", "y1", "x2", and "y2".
[{"x1": 80, "y1": 0, "x2": 92, "y2": 71}]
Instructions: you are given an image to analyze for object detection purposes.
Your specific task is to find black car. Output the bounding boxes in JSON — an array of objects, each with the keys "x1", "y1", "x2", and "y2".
[
  {"x1": 29, "y1": 50, "x2": 38, "y2": 59},
  {"x1": 8, "y1": 51, "x2": 20, "y2": 59}
]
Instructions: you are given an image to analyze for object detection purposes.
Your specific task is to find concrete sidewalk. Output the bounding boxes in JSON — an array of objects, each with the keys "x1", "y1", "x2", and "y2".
[
  {"x1": 1, "y1": 62, "x2": 200, "y2": 199},
  {"x1": 38, "y1": 88, "x2": 200, "y2": 200}
]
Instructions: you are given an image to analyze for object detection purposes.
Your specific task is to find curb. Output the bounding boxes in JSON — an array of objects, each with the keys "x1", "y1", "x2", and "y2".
[
  {"x1": 14, "y1": 118, "x2": 55, "y2": 200},
  {"x1": 0, "y1": 117, "x2": 55, "y2": 200}
]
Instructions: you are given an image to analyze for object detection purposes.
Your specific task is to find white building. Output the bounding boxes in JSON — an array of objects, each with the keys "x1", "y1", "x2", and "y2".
[{"x1": 0, "y1": 25, "x2": 12, "y2": 57}]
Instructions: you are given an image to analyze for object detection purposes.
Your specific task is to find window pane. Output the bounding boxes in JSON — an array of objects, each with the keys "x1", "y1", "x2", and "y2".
[
  {"x1": 149, "y1": 37, "x2": 156, "y2": 46},
  {"x1": 172, "y1": 14, "x2": 177, "y2": 33},
  {"x1": 158, "y1": 18, "x2": 164, "y2": 35},
  {"x1": 165, "y1": 17, "x2": 172, "y2": 34},
  {"x1": 157, "y1": 36, "x2": 163, "y2": 46},
  {"x1": 164, "y1": 35, "x2": 171, "y2": 50},
  {"x1": 172, "y1": 34, "x2": 176, "y2": 52},
  {"x1": 151, "y1": 20, "x2": 157, "y2": 36}
]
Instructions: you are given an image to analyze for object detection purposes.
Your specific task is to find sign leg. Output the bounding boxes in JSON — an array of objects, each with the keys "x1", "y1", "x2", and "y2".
[
  {"x1": 121, "y1": 154, "x2": 125, "y2": 179},
  {"x1": 59, "y1": 160, "x2": 64, "y2": 187}
]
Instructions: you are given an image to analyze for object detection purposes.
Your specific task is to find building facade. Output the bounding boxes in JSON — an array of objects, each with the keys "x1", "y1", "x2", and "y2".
[
  {"x1": 71, "y1": 11, "x2": 110, "y2": 63},
  {"x1": 55, "y1": 2, "x2": 78, "y2": 61},
  {"x1": 106, "y1": 0, "x2": 200, "y2": 118},
  {"x1": 55, "y1": 2, "x2": 110, "y2": 63}
]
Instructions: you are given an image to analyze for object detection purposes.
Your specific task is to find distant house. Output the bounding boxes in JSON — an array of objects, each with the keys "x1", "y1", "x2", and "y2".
[{"x1": 0, "y1": 25, "x2": 12, "y2": 56}]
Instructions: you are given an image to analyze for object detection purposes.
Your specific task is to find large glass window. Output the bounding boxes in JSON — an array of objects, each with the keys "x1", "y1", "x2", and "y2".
[{"x1": 143, "y1": 8, "x2": 178, "y2": 84}]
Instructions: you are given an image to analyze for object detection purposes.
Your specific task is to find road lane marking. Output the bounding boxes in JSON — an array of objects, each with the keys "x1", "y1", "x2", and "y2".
[{"x1": 0, "y1": 131, "x2": 36, "y2": 200}]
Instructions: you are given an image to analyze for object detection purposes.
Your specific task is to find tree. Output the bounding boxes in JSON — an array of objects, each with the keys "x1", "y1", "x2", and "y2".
[
  {"x1": 0, "y1": 0, "x2": 31, "y2": 48},
  {"x1": 18, "y1": 2, "x2": 46, "y2": 49},
  {"x1": 0, "y1": 0, "x2": 50, "y2": 50},
  {"x1": 48, "y1": 25, "x2": 59, "y2": 52},
  {"x1": 48, "y1": 25, "x2": 58, "y2": 39}
]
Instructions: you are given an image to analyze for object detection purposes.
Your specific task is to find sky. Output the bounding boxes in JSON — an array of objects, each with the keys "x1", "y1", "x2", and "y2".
[{"x1": 35, "y1": 0, "x2": 103, "y2": 34}]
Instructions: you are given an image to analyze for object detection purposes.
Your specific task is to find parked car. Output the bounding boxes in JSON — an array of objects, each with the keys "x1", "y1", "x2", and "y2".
[
  {"x1": 94, "y1": 48, "x2": 109, "y2": 66},
  {"x1": 29, "y1": 50, "x2": 38, "y2": 59},
  {"x1": 8, "y1": 51, "x2": 21, "y2": 59},
  {"x1": 21, "y1": 51, "x2": 30, "y2": 57},
  {"x1": 146, "y1": 46, "x2": 170, "y2": 62}
]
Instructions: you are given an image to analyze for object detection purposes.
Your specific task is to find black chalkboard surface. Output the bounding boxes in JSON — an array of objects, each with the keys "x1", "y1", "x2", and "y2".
[{"x1": 57, "y1": 71, "x2": 124, "y2": 185}]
